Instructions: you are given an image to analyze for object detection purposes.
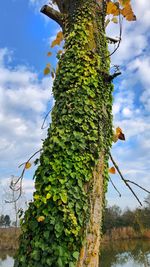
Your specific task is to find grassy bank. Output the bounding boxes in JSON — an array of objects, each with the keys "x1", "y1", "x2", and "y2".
[
  {"x1": 0, "y1": 227, "x2": 150, "y2": 250},
  {"x1": 0, "y1": 227, "x2": 20, "y2": 250},
  {"x1": 102, "y1": 227, "x2": 150, "y2": 243}
]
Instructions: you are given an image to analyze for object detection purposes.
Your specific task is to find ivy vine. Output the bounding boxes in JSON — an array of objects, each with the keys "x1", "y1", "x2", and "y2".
[{"x1": 14, "y1": 1, "x2": 113, "y2": 266}]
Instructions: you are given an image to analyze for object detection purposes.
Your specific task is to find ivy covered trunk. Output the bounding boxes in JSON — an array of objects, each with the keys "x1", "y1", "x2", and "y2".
[{"x1": 14, "y1": 0, "x2": 113, "y2": 266}]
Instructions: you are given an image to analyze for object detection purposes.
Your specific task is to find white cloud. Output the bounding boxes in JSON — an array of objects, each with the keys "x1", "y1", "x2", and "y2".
[
  {"x1": 107, "y1": 0, "x2": 150, "y2": 209},
  {"x1": 29, "y1": 0, "x2": 49, "y2": 8},
  {"x1": 107, "y1": 0, "x2": 150, "y2": 66},
  {"x1": 0, "y1": 48, "x2": 53, "y2": 201}
]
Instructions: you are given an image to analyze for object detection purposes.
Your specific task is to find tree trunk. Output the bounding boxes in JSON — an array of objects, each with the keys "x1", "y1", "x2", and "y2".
[
  {"x1": 14, "y1": 0, "x2": 113, "y2": 266},
  {"x1": 77, "y1": 154, "x2": 105, "y2": 267}
]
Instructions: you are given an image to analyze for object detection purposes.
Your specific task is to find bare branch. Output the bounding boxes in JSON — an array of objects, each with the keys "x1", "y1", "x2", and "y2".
[
  {"x1": 40, "y1": 5, "x2": 63, "y2": 28},
  {"x1": 108, "y1": 9, "x2": 123, "y2": 57},
  {"x1": 107, "y1": 36, "x2": 121, "y2": 44},
  {"x1": 109, "y1": 176, "x2": 121, "y2": 197},
  {"x1": 109, "y1": 153, "x2": 143, "y2": 206},
  {"x1": 109, "y1": 71, "x2": 122, "y2": 81},
  {"x1": 126, "y1": 180, "x2": 150, "y2": 194},
  {"x1": 7, "y1": 149, "x2": 43, "y2": 203},
  {"x1": 41, "y1": 108, "x2": 52, "y2": 130}
]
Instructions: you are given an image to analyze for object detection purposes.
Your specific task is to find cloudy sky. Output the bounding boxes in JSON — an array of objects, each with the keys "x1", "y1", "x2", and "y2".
[{"x1": 0, "y1": 0, "x2": 150, "y2": 216}]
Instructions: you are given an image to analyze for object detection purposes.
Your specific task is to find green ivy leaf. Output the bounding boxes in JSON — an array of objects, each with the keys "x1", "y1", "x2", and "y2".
[
  {"x1": 57, "y1": 257, "x2": 63, "y2": 267},
  {"x1": 60, "y1": 192, "x2": 68, "y2": 204},
  {"x1": 73, "y1": 251, "x2": 79, "y2": 260}
]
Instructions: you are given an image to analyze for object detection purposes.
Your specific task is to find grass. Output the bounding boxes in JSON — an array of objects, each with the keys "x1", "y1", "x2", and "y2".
[
  {"x1": 0, "y1": 227, "x2": 20, "y2": 250},
  {"x1": 0, "y1": 226, "x2": 150, "y2": 250},
  {"x1": 102, "y1": 227, "x2": 150, "y2": 243}
]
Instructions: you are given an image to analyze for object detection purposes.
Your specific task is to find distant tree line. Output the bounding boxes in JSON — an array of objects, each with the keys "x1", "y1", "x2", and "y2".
[
  {"x1": 0, "y1": 214, "x2": 11, "y2": 227},
  {"x1": 103, "y1": 194, "x2": 150, "y2": 233}
]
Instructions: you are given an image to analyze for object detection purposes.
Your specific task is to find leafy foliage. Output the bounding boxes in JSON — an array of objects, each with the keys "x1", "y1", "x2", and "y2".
[
  {"x1": 14, "y1": 0, "x2": 135, "y2": 266},
  {"x1": 103, "y1": 200, "x2": 150, "y2": 234}
]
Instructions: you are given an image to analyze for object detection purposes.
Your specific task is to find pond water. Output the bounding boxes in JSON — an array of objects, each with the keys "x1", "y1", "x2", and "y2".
[
  {"x1": 0, "y1": 250, "x2": 14, "y2": 267},
  {"x1": 0, "y1": 240, "x2": 150, "y2": 267},
  {"x1": 100, "y1": 239, "x2": 150, "y2": 267}
]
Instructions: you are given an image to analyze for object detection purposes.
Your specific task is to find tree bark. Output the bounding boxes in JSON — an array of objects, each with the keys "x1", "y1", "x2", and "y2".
[
  {"x1": 77, "y1": 154, "x2": 104, "y2": 267},
  {"x1": 14, "y1": 1, "x2": 113, "y2": 266}
]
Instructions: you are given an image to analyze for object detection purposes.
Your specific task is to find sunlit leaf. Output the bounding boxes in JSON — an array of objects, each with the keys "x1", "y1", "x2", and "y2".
[
  {"x1": 25, "y1": 162, "x2": 31, "y2": 169},
  {"x1": 60, "y1": 192, "x2": 68, "y2": 204},
  {"x1": 116, "y1": 127, "x2": 122, "y2": 135},
  {"x1": 34, "y1": 195, "x2": 40, "y2": 200},
  {"x1": 37, "y1": 216, "x2": 45, "y2": 222},
  {"x1": 106, "y1": 2, "x2": 120, "y2": 16},
  {"x1": 46, "y1": 193, "x2": 52, "y2": 200}
]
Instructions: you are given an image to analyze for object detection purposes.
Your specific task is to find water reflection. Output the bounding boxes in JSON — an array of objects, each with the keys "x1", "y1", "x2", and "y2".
[
  {"x1": 0, "y1": 240, "x2": 150, "y2": 267},
  {"x1": 100, "y1": 240, "x2": 150, "y2": 267},
  {"x1": 0, "y1": 250, "x2": 14, "y2": 267}
]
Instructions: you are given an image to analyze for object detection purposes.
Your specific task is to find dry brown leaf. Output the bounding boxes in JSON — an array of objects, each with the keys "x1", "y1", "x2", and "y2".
[
  {"x1": 109, "y1": 167, "x2": 116, "y2": 174},
  {"x1": 44, "y1": 67, "x2": 50, "y2": 75}
]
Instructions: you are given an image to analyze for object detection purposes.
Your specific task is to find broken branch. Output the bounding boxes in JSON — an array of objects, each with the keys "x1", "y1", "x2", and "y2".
[{"x1": 40, "y1": 5, "x2": 63, "y2": 28}]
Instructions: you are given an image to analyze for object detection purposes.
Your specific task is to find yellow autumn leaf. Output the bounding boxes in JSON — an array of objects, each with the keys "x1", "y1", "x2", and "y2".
[
  {"x1": 113, "y1": 127, "x2": 125, "y2": 142},
  {"x1": 44, "y1": 67, "x2": 50, "y2": 75},
  {"x1": 51, "y1": 31, "x2": 64, "y2": 48},
  {"x1": 57, "y1": 31, "x2": 63, "y2": 41},
  {"x1": 37, "y1": 216, "x2": 45, "y2": 222},
  {"x1": 121, "y1": 3, "x2": 136, "y2": 21},
  {"x1": 109, "y1": 167, "x2": 116, "y2": 174},
  {"x1": 107, "y1": 2, "x2": 119, "y2": 16},
  {"x1": 113, "y1": 133, "x2": 119, "y2": 143},
  {"x1": 25, "y1": 162, "x2": 31, "y2": 169},
  {"x1": 116, "y1": 127, "x2": 122, "y2": 135}
]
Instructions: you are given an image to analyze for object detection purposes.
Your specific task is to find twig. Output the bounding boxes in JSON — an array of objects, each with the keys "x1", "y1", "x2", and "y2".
[
  {"x1": 108, "y1": 9, "x2": 123, "y2": 57},
  {"x1": 18, "y1": 149, "x2": 42, "y2": 169},
  {"x1": 41, "y1": 108, "x2": 52, "y2": 129},
  {"x1": 7, "y1": 149, "x2": 42, "y2": 203},
  {"x1": 109, "y1": 153, "x2": 143, "y2": 206},
  {"x1": 126, "y1": 180, "x2": 150, "y2": 194},
  {"x1": 109, "y1": 176, "x2": 121, "y2": 197}
]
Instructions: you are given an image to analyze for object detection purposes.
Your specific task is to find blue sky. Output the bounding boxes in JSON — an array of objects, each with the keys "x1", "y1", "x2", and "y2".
[{"x1": 0, "y1": 0, "x2": 150, "y2": 216}]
